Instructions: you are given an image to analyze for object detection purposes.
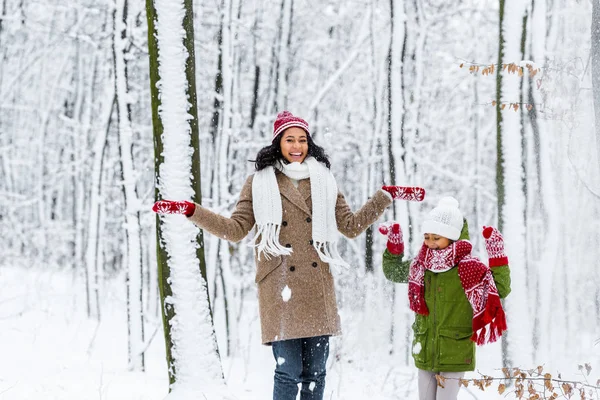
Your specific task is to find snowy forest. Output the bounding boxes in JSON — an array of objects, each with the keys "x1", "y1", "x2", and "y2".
[{"x1": 1, "y1": 0, "x2": 600, "y2": 398}]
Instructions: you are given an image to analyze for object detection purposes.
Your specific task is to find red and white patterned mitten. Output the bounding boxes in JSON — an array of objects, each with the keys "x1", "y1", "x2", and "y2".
[
  {"x1": 482, "y1": 226, "x2": 508, "y2": 267},
  {"x1": 381, "y1": 186, "x2": 426, "y2": 202},
  {"x1": 152, "y1": 200, "x2": 196, "y2": 217},
  {"x1": 378, "y1": 221, "x2": 405, "y2": 255}
]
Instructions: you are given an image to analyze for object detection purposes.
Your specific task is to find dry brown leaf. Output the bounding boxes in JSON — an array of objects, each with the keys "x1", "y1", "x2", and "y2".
[
  {"x1": 435, "y1": 374, "x2": 446, "y2": 388},
  {"x1": 501, "y1": 104, "x2": 506, "y2": 110},
  {"x1": 459, "y1": 378, "x2": 469, "y2": 388},
  {"x1": 460, "y1": 63, "x2": 464, "y2": 68},
  {"x1": 498, "y1": 384, "x2": 506, "y2": 394},
  {"x1": 544, "y1": 373, "x2": 553, "y2": 391},
  {"x1": 492, "y1": 100, "x2": 497, "y2": 107},
  {"x1": 474, "y1": 379, "x2": 486, "y2": 391},
  {"x1": 502, "y1": 367, "x2": 511, "y2": 379}
]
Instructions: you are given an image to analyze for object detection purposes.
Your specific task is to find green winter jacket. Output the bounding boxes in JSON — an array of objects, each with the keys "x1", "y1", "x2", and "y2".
[{"x1": 382, "y1": 222, "x2": 511, "y2": 372}]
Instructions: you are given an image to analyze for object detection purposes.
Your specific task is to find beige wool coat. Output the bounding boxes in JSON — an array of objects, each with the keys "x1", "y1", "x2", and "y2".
[{"x1": 187, "y1": 170, "x2": 392, "y2": 344}]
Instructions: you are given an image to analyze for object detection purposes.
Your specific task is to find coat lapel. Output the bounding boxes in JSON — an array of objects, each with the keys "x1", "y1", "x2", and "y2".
[
  {"x1": 276, "y1": 172, "x2": 311, "y2": 216},
  {"x1": 297, "y1": 178, "x2": 312, "y2": 206}
]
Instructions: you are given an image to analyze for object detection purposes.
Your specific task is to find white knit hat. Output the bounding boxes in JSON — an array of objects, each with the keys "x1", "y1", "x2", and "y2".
[{"x1": 422, "y1": 196, "x2": 464, "y2": 240}]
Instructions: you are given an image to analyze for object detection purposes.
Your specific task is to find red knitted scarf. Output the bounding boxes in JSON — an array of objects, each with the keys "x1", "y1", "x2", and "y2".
[{"x1": 408, "y1": 240, "x2": 507, "y2": 345}]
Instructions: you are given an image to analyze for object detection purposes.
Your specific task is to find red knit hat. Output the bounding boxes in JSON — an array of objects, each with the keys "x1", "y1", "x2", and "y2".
[{"x1": 272, "y1": 111, "x2": 310, "y2": 140}]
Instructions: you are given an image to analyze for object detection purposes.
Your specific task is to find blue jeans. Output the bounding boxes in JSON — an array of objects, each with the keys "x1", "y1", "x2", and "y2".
[{"x1": 272, "y1": 335, "x2": 330, "y2": 400}]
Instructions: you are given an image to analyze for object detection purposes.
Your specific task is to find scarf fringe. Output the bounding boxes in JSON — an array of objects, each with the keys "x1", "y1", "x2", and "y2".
[
  {"x1": 314, "y1": 241, "x2": 351, "y2": 272},
  {"x1": 250, "y1": 222, "x2": 293, "y2": 261},
  {"x1": 471, "y1": 295, "x2": 507, "y2": 346}
]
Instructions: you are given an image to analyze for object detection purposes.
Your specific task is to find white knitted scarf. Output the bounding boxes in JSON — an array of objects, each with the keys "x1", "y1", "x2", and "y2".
[{"x1": 251, "y1": 156, "x2": 349, "y2": 269}]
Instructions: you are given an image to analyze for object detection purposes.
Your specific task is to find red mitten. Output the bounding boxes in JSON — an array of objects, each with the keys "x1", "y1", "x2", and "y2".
[
  {"x1": 381, "y1": 186, "x2": 426, "y2": 202},
  {"x1": 482, "y1": 226, "x2": 508, "y2": 267},
  {"x1": 378, "y1": 221, "x2": 404, "y2": 255},
  {"x1": 152, "y1": 200, "x2": 196, "y2": 217}
]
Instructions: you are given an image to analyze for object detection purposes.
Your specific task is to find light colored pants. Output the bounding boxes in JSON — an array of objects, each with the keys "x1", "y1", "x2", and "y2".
[{"x1": 418, "y1": 369, "x2": 465, "y2": 400}]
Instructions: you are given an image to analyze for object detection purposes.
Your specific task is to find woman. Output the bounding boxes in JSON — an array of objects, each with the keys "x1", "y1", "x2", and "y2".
[{"x1": 153, "y1": 111, "x2": 408, "y2": 400}]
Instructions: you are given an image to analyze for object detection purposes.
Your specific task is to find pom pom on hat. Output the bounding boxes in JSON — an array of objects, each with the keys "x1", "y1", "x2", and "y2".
[
  {"x1": 422, "y1": 196, "x2": 464, "y2": 240},
  {"x1": 273, "y1": 111, "x2": 310, "y2": 140}
]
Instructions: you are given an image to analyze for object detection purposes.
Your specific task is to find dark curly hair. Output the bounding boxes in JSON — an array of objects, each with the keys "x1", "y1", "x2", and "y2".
[{"x1": 252, "y1": 133, "x2": 331, "y2": 171}]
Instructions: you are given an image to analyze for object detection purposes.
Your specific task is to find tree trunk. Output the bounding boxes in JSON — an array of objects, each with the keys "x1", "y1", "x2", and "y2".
[
  {"x1": 85, "y1": 58, "x2": 114, "y2": 321},
  {"x1": 592, "y1": 0, "x2": 600, "y2": 173},
  {"x1": 387, "y1": 0, "x2": 411, "y2": 364},
  {"x1": 146, "y1": 0, "x2": 228, "y2": 394},
  {"x1": 275, "y1": 0, "x2": 293, "y2": 111},
  {"x1": 496, "y1": 0, "x2": 531, "y2": 368},
  {"x1": 113, "y1": 0, "x2": 145, "y2": 371}
]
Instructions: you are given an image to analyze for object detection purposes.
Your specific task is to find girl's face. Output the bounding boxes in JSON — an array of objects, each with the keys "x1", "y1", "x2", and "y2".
[
  {"x1": 423, "y1": 233, "x2": 452, "y2": 250},
  {"x1": 280, "y1": 127, "x2": 309, "y2": 163}
]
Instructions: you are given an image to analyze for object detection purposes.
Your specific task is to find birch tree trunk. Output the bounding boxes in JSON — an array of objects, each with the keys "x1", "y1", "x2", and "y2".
[
  {"x1": 523, "y1": 0, "x2": 560, "y2": 361},
  {"x1": 85, "y1": 57, "x2": 114, "y2": 321},
  {"x1": 275, "y1": 0, "x2": 293, "y2": 111},
  {"x1": 496, "y1": 0, "x2": 532, "y2": 368},
  {"x1": 211, "y1": 0, "x2": 237, "y2": 357},
  {"x1": 387, "y1": 0, "x2": 411, "y2": 364},
  {"x1": 592, "y1": 0, "x2": 600, "y2": 173},
  {"x1": 113, "y1": 0, "x2": 145, "y2": 371},
  {"x1": 147, "y1": 0, "x2": 232, "y2": 396}
]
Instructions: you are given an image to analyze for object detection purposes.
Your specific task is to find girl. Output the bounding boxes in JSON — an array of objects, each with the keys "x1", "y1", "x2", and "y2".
[
  {"x1": 153, "y1": 111, "x2": 411, "y2": 400},
  {"x1": 379, "y1": 196, "x2": 511, "y2": 400}
]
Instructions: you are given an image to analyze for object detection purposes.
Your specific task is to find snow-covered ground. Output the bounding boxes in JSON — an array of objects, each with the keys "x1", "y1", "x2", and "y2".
[{"x1": 1, "y1": 265, "x2": 598, "y2": 399}]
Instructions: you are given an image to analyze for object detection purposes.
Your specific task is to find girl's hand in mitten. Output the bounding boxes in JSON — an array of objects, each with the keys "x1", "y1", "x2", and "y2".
[
  {"x1": 381, "y1": 186, "x2": 426, "y2": 202},
  {"x1": 378, "y1": 221, "x2": 404, "y2": 255},
  {"x1": 482, "y1": 226, "x2": 508, "y2": 267},
  {"x1": 152, "y1": 200, "x2": 196, "y2": 217}
]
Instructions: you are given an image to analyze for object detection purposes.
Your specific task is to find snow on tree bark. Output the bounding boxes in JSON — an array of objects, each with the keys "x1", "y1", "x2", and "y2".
[
  {"x1": 113, "y1": 0, "x2": 146, "y2": 371},
  {"x1": 496, "y1": 0, "x2": 532, "y2": 368},
  {"x1": 592, "y1": 0, "x2": 600, "y2": 174},
  {"x1": 146, "y1": 0, "x2": 235, "y2": 397}
]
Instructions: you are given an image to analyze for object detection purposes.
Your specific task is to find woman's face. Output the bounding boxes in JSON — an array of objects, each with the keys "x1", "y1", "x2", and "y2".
[
  {"x1": 423, "y1": 233, "x2": 452, "y2": 250},
  {"x1": 279, "y1": 127, "x2": 309, "y2": 163}
]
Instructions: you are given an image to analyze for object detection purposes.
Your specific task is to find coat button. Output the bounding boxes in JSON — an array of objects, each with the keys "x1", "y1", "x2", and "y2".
[
  {"x1": 289, "y1": 266, "x2": 296, "y2": 272},
  {"x1": 312, "y1": 262, "x2": 318, "y2": 268},
  {"x1": 306, "y1": 217, "x2": 312, "y2": 223},
  {"x1": 282, "y1": 221, "x2": 288, "y2": 226},
  {"x1": 309, "y1": 239, "x2": 314, "y2": 245},
  {"x1": 285, "y1": 243, "x2": 291, "y2": 248}
]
